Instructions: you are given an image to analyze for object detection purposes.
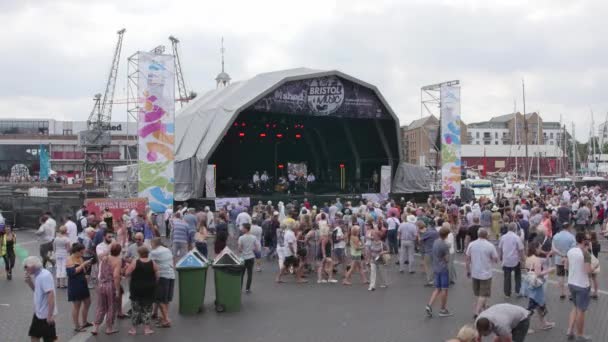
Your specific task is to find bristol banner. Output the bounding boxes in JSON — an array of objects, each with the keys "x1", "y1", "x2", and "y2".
[
  {"x1": 84, "y1": 198, "x2": 148, "y2": 221},
  {"x1": 440, "y1": 85, "x2": 462, "y2": 200},
  {"x1": 251, "y1": 76, "x2": 389, "y2": 119},
  {"x1": 137, "y1": 52, "x2": 175, "y2": 213}
]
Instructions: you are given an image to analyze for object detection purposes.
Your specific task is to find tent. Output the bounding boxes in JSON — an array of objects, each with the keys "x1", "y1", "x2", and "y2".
[{"x1": 174, "y1": 68, "x2": 401, "y2": 200}]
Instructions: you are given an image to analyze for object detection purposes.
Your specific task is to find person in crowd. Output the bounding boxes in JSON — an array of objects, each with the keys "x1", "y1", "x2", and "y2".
[
  {"x1": 0, "y1": 225, "x2": 16, "y2": 280},
  {"x1": 342, "y1": 225, "x2": 367, "y2": 285},
  {"x1": 466, "y1": 228, "x2": 498, "y2": 318},
  {"x1": 420, "y1": 220, "x2": 438, "y2": 287},
  {"x1": 214, "y1": 212, "x2": 229, "y2": 255},
  {"x1": 425, "y1": 225, "x2": 453, "y2": 318},
  {"x1": 331, "y1": 218, "x2": 346, "y2": 278},
  {"x1": 53, "y1": 226, "x2": 71, "y2": 289},
  {"x1": 368, "y1": 229, "x2": 389, "y2": 291},
  {"x1": 24, "y1": 256, "x2": 58, "y2": 342},
  {"x1": 102, "y1": 208, "x2": 114, "y2": 234},
  {"x1": 250, "y1": 218, "x2": 264, "y2": 272},
  {"x1": 125, "y1": 246, "x2": 159, "y2": 336},
  {"x1": 475, "y1": 303, "x2": 531, "y2": 342},
  {"x1": 276, "y1": 223, "x2": 306, "y2": 284},
  {"x1": 193, "y1": 222, "x2": 209, "y2": 258},
  {"x1": 498, "y1": 222, "x2": 524, "y2": 298},
  {"x1": 315, "y1": 218, "x2": 335, "y2": 283},
  {"x1": 588, "y1": 231, "x2": 601, "y2": 299},
  {"x1": 446, "y1": 325, "x2": 478, "y2": 342},
  {"x1": 398, "y1": 214, "x2": 418, "y2": 274},
  {"x1": 36, "y1": 213, "x2": 56, "y2": 269},
  {"x1": 552, "y1": 222, "x2": 576, "y2": 299},
  {"x1": 92, "y1": 243, "x2": 121, "y2": 335},
  {"x1": 565, "y1": 232, "x2": 593, "y2": 341},
  {"x1": 446, "y1": 222, "x2": 457, "y2": 284},
  {"x1": 65, "y1": 216, "x2": 78, "y2": 245},
  {"x1": 150, "y1": 238, "x2": 175, "y2": 328},
  {"x1": 386, "y1": 211, "x2": 400, "y2": 255},
  {"x1": 456, "y1": 209, "x2": 469, "y2": 253},
  {"x1": 171, "y1": 212, "x2": 192, "y2": 263},
  {"x1": 238, "y1": 223, "x2": 261, "y2": 293},
  {"x1": 66, "y1": 243, "x2": 92, "y2": 332},
  {"x1": 126, "y1": 232, "x2": 145, "y2": 262},
  {"x1": 522, "y1": 241, "x2": 556, "y2": 332},
  {"x1": 490, "y1": 206, "x2": 502, "y2": 241}
]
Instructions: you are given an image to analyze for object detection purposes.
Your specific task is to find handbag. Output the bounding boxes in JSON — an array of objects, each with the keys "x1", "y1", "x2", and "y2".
[
  {"x1": 523, "y1": 270, "x2": 544, "y2": 289},
  {"x1": 381, "y1": 253, "x2": 391, "y2": 265}
]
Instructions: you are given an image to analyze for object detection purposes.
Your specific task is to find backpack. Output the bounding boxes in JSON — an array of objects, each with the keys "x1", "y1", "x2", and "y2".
[{"x1": 332, "y1": 228, "x2": 340, "y2": 244}]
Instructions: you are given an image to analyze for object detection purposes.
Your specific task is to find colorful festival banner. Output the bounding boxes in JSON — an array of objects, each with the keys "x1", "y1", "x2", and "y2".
[
  {"x1": 137, "y1": 52, "x2": 175, "y2": 213},
  {"x1": 440, "y1": 85, "x2": 461, "y2": 200},
  {"x1": 39, "y1": 144, "x2": 50, "y2": 181}
]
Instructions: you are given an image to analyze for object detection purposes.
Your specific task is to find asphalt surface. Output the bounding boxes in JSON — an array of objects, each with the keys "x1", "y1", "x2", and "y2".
[{"x1": 2, "y1": 230, "x2": 608, "y2": 342}]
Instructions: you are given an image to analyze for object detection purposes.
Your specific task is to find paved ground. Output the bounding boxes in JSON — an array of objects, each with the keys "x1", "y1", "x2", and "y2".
[{"x1": 2, "y1": 230, "x2": 608, "y2": 342}]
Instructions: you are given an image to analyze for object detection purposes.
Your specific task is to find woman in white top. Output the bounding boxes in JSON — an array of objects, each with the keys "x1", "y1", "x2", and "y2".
[
  {"x1": 54, "y1": 225, "x2": 72, "y2": 288},
  {"x1": 445, "y1": 222, "x2": 457, "y2": 284}
]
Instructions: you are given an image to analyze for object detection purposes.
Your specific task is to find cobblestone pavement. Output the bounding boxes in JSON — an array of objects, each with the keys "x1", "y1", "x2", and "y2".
[{"x1": 2, "y1": 230, "x2": 608, "y2": 342}]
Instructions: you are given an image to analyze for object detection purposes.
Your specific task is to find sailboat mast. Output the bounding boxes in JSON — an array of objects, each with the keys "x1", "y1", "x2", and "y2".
[{"x1": 522, "y1": 80, "x2": 529, "y2": 184}]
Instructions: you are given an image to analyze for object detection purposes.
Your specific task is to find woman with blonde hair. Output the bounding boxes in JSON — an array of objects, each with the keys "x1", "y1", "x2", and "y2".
[
  {"x1": 446, "y1": 324, "x2": 478, "y2": 342},
  {"x1": 342, "y1": 225, "x2": 367, "y2": 285},
  {"x1": 316, "y1": 218, "x2": 336, "y2": 283}
]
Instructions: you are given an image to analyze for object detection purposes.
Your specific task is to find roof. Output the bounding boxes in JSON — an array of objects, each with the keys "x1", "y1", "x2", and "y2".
[
  {"x1": 461, "y1": 144, "x2": 564, "y2": 158},
  {"x1": 488, "y1": 113, "x2": 515, "y2": 123},
  {"x1": 406, "y1": 115, "x2": 437, "y2": 130},
  {"x1": 175, "y1": 67, "x2": 400, "y2": 162}
]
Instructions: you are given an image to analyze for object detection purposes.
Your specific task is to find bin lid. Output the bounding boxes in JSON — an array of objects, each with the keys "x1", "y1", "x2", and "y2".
[
  {"x1": 213, "y1": 247, "x2": 242, "y2": 266},
  {"x1": 176, "y1": 250, "x2": 208, "y2": 268}
]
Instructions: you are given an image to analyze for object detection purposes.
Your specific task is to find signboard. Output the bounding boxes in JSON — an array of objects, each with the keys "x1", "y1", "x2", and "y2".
[
  {"x1": 251, "y1": 76, "x2": 389, "y2": 119},
  {"x1": 137, "y1": 52, "x2": 175, "y2": 213},
  {"x1": 214, "y1": 197, "x2": 251, "y2": 210},
  {"x1": 84, "y1": 198, "x2": 148, "y2": 221},
  {"x1": 440, "y1": 85, "x2": 462, "y2": 200},
  {"x1": 362, "y1": 193, "x2": 389, "y2": 203}
]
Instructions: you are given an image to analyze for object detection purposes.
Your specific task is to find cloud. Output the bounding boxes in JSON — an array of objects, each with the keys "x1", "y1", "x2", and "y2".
[{"x1": 0, "y1": 0, "x2": 606, "y2": 139}]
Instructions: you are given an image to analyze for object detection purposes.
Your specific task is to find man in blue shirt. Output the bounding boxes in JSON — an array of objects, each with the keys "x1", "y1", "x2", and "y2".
[
  {"x1": 419, "y1": 221, "x2": 439, "y2": 287},
  {"x1": 552, "y1": 222, "x2": 576, "y2": 299}
]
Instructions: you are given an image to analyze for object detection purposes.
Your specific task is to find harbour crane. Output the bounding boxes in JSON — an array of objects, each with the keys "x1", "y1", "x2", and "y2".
[
  {"x1": 169, "y1": 35, "x2": 196, "y2": 106},
  {"x1": 79, "y1": 28, "x2": 126, "y2": 185}
]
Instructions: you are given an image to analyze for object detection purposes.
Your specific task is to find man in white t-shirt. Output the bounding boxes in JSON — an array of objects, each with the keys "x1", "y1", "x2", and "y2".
[
  {"x1": 236, "y1": 210, "x2": 252, "y2": 231},
  {"x1": 332, "y1": 225, "x2": 346, "y2": 275},
  {"x1": 275, "y1": 226, "x2": 305, "y2": 284},
  {"x1": 65, "y1": 216, "x2": 78, "y2": 244},
  {"x1": 565, "y1": 232, "x2": 593, "y2": 341},
  {"x1": 24, "y1": 256, "x2": 58, "y2": 341},
  {"x1": 498, "y1": 223, "x2": 524, "y2": 298},
  {"x1": 466, "y1": 228, "x2": 498, "y2": 318}
]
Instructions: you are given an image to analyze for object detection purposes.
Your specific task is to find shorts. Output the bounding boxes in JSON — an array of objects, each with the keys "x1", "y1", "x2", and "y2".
[
  {"x1": 172, "y1": 241, "x2": 189, "y2": 259},
  {"x1": 284, "y1": 255, "x2": 299, "y2": 268},
  {"x1": 333, "y1": 248, "x2": 345, "y2": 261},
  {"x1": 434, "y1": 270, "x2": 450, "y2": 289},
  {"x1": 155, "y1": 277, "x2": 175, "y2": 304},
  {"x1": 472, "y1": 278, "x2": 492, "y2": 297},
  {"x1": 29, "y1": 314, "x2": 57, "y2": 341},
  {"x1": 351, "y1": 254, "x2": 362, "y2": 261},
  {"x1": 569, "y1": 284, "x2": 591, "y2": 311},
  {"x1": 556, "y1": 264, "x2": 567, "y2": 277}
]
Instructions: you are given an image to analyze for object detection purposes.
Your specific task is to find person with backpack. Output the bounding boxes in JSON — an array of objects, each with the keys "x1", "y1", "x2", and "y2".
[
  {"x1": 386, "y1": 211, "x2": 400, "y2": 255},
  {"x1": 331, "y1": 222, "x2": 346, "y2": 278}
]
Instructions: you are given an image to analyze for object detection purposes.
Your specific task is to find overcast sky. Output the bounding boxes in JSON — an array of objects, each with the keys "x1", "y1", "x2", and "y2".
[{"x1": 1, "y1": 0, "x2": 606, "y2": 139}]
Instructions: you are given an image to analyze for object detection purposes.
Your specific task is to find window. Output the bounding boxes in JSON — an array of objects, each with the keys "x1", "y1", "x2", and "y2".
[
  {"x1": 476, "y1": 132, "x2": 480, "y2": 138},
  {"x1": 495, "y1": 141, "x2": 498, "y2": 145},
  {"x1": 550, "y1": 132, "x2": 554, "y2": 139},
  {"x1": 476, "y1": 141, "x2": 480, "y2": 145},
  {"x1": 495, "y1": 132, "x2": 498, "y2": 139},
  {"x1": 484, "y1": 141, "x2": 490, "y2": 145},
  {"x1": 62, "y1": 129, "x2": 73, "y2": 135}
]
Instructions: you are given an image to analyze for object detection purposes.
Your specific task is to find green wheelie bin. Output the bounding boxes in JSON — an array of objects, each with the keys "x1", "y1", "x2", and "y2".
[
  {"x1": 212, "y1": 248, "x2": 245, "y2": 313},
  {"x1": 176, "y1": 250, "x2": 209, "y2": 315}
]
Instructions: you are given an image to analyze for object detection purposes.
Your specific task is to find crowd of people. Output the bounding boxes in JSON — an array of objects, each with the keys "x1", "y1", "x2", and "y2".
[{"x1": 2, "y1": 180, "x2": 606, "y2": 341}]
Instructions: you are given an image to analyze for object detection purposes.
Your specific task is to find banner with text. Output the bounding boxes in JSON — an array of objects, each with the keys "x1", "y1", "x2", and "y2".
[
  {"x1": 137, "y1": 52, "x2": 175, "y2": 213},
  {"x1": 84, "y1": 198, "x2": 148, "y2": 221},
  {"x1": 440, "y1": 85, "x2": 462, "y2": 200},
  {"x1": 214, "y1": 197, "x2": 251, "y2": 211}
]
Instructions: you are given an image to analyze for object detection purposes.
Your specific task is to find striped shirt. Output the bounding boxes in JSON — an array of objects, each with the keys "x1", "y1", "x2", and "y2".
[{"x1": 171, "y1": 219, "x2": 192, "y2": 244}]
